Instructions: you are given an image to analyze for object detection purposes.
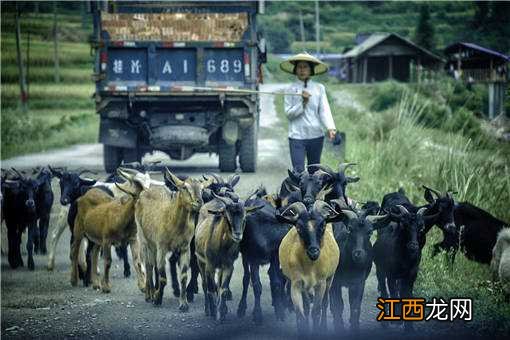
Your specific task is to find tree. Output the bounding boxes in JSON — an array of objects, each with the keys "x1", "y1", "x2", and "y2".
[
  {"x1": 15, "y1": 3, "x2": 28, "y2": 112},
  {"x1": 259, "y1": 20, "x2": 294, "y2": 53},
  {"x1": 414, "y1": 3, "x2": 435, "y2": 52},
  {"x1": 53, "y1": 1, "x2": 60, "y2": 83}
]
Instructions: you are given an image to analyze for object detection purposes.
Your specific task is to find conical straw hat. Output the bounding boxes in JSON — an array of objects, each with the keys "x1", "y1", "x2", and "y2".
[{"x1": 279, "y1": 52, "x2": 329, "y2": 75}]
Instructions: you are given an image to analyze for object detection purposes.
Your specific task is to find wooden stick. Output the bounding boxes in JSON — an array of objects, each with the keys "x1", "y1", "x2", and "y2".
[{"x1": 172, "y1": 85, "x2": 303, "y2": 96}]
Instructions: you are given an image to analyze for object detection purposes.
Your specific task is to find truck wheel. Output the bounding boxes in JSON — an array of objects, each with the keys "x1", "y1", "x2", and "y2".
[
  {"x1": 239, "y1": 123, "x2": 257, "y2": 172},
  {"x1": 218, "y1": 139, "x2": 237, "y2": 172},
  {"x1": 103, "y1": 145, "x2": 123, "y2": 173}
]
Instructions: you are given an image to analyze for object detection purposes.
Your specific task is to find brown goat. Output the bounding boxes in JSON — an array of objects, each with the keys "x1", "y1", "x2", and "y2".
[
  {"x1": 277, "y1": 200, "x2": 341, "y2": 334},
  {"x1": 195, "y1": 193, "x2": 263, "y2": 321},
  {"x1": 71, "y1": 169, "x2": 147, "y2": 293},
  {"x1": 136, "y1": 169, "x2": 211, "y2": 309}
]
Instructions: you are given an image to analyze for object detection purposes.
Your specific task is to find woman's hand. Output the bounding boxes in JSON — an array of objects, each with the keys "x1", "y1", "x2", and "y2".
[
  {"x1": 327, "y1": 129, "x2": 336, "y2": 141},
  {"x1": 302, "y1": 90, "x2": 311, "y2": 105}
]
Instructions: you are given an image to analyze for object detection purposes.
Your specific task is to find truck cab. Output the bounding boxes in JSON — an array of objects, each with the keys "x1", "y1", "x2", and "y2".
[{"x1": 90, "y1": 1, "x2": 266, "y2": 172}]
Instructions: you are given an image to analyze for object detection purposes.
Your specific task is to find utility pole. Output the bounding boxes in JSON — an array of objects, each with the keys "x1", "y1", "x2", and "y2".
[
  {"x1": 299, "y1": 9, "x2": 305, "y2": 42},
  {"x1": 15, "y1": 3, "x2": 28, "y2": 112},
  {"x1": 53, "y1": 1, "x2": 60, "y2": 83},
  {"x1": 315, "y1": 0, "x2": 320, "y2": 55}
]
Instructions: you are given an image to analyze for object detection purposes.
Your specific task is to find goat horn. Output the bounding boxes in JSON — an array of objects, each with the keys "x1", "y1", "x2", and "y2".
[
  {"x1": 212, "y1": 192, "x2": 232, "y2": 206},
  {"x1": 10, "y1": 168, "x2": 25, "y2": 180},
  {"x1": 396, "y1": 205, "x2": 410, "y2": 215},
  {"x1": 79, "y1": 169, "x2": 98, "y2": 176},
  {"x1": 316, "y1": 184, "x2": 333, "y2": 201},
  {"x1": 208, "y1": 173, "x2": 224, "y2": 184},
  {"x1": 422, "y1": 185, "x2": 441, "y2": 198},
  {"x1": 341, "y1": 209, "x2": 358, "y2": 220},
  {"x1": 118, "y1": 167, "x2": 139, "y2": 175},
  {"x1": 417, "y1": 207, "x2": 427, "y2": 216},
  {"x1": 338, "y1": 163, "x2": 357, "y2": 173},
  {"x1": 366, "y1": 214, "x2": 388, "y2": 223},
  {"x1": 308, "y1": 163, "x2": 335, "y2": 175}
]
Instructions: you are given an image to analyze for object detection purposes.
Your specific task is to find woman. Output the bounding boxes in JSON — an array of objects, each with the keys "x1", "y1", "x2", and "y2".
[{"x1": 280, "y1": 53, "x2": 336, "y2": 173}]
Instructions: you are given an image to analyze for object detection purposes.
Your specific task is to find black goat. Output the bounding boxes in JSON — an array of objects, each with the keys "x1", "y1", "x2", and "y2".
[
  {"x1": 373, "y1": 205, "x2": 428, "y2": 332},
  {"x1": 433, "y1": 202, "x2": 508, "y2": 264},
  {"x1": 237, "y1": 188, "x2": 292, "y2": 324},
  {"x1": 329, "y1": 207, "x2": 389, "y2": 332},
  {"x1": 3, "y1": 170, "x2": 42, "y2": 270},
  {"x1": 33, "y1": 168, "x2": 54, "y2": 255}
]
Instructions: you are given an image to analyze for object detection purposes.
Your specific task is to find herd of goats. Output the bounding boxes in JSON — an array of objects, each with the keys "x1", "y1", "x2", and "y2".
[{"x1": 1, "y1": 162, "x2": 509, "y2": 334}]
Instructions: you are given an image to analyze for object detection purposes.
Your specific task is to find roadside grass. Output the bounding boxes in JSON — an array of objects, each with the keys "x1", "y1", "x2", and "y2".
[
  {"x1": 1, "y1": 108, "x2": 97, "y2": 159},
  {"x1": 1, "y1": 12, "x2": 96, "y2": 159},
  {"x1": 274, "y1": 80, "x2": 510, "y2": 334},
  {"x1": 1, "y1": 65, "x2": 92, "y2": 83}
]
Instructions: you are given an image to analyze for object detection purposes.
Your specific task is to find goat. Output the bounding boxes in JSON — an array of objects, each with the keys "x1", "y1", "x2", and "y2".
[
  {"x1": 2, "y1": 169, "x2": 46, "y2": 270},
  {"x1": 329, "y1": 207, "x2": 389, "y2": 332},
  {"x1": 135, "y1": 169, "x2": 211, "y2": 310},
  {"x1": 195, "y1": 192, "x2": 263, "y2": 321},
  {"x1": 167, "y1": 173, "x2": 239, "y2": 302},
  {"x1": 71, "y1": 168, "x2": 148, "y2": 293},
  {"x1": 276, "y1": 200, "x2": 341, "y2": 334},
  {"x1": 373, "y1": 205, "x2": 427, "y2": 332},
  {"x1": 491, "y1": 228, "x2": 510, "y2": 300},
  {"x1": 237, "y1": 188, "x2": 292, "y2": 324}
]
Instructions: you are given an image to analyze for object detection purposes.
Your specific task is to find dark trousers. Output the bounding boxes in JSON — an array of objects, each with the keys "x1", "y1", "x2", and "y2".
[{"x1": 288, "y1": 136, "x2": 324, "y2": 173}]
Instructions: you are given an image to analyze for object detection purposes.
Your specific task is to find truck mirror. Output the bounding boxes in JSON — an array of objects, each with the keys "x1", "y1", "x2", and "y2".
[{"x1": 258, "y1": 38, "x2": 267, "y2": 63}]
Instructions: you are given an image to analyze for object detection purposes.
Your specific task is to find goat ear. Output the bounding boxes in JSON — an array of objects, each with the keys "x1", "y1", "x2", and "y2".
[
  {"x1": 347, "y1": 176, "x2": 360, "y2": 183},
  {"x1": 283, "y1": 179, "x2": 300, "y2": 193},
  {"x1": 424, "y1": 188, "x2": 435, "y2": 204},
  {"x1": 245, "y1": 203, "x2": 264, "y2": 215},
  {"x1": 80, "y1": 178, "x2": 97, "y2": 187},
  {"x1": 164, "y1": 168, "x2": 184, "y2": 188},
  {"x1": 228, "y1": 174, "x2": 240, "y2": 188},
  {"x1": 3, "y1": 180, "x2": 20, "y2": 189},
  {"x1": 287, "y1": 169, "x2": 301, "y2": 184},
  {"x1": 208, "y1": 208, "x2": 224, "y2": 216}
]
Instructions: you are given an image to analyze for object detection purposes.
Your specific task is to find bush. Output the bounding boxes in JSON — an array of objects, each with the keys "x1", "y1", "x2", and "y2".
[{"x1": 369, "y1": 81, "x2": 406, "y2": 112}]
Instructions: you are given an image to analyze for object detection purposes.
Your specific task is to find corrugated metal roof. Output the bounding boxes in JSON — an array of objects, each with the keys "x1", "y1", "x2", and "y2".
[
  {"x1": 444, "y1": 42, "x2": 510, "y2": 62},
  {"x1": 342, "y1": 33, "x2": 389, "y2": 58},
  {"x1": 342, "y1": 32, "x2": 443, "y2": 62}
]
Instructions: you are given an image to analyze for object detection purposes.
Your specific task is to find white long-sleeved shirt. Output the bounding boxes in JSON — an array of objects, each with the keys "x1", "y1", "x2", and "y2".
[{"x1": 284, "y1": 79, "x2": 336, "y2": 140}]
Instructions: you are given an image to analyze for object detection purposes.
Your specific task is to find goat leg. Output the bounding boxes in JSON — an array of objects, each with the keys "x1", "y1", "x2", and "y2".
[
  {"x1": 38, "y1": 214, "x2": 50, "y2": 255},
  {"x1": 291, "y1": 282, "x2": 309, "y2": 335},
  {"x1": 329, "y1": 279, "x2": 344, "y2": 332},
  {"x1": 26, "y1": 223, "x2": 36, "y2": 270},
  {"x1": 101, "y1": 244, "x2": 112, "y2": 293},
  {"x1": 217, "y1": 266, "x2": 234, "y2": 322},
  {"x1": 311, "y1": 281, "x2": 327, "y2": 333},
  {"x1": 153, "y1": 248, "x2": 167, "y2": 305},
  {"x1": 186, "y1": 242, "x2": 200, "y2": 302},
  {"x1": 47, "y1": 207, "x2": 68, "y2": 271},
  {"x1": 91, "y1": 244, "x2": 101, "y2": 290},
  {"x1": 129, "y1": 238, "x2": 145, "y2": 293},
  {"x1": 250, "y1": 263, "x2": 263, "y2": 325},
  {"x1": 178, "y1": 248, "x2": 190, "y2": 312},
  {"x1": 169, "y1": 252, "x2": 181, "y2": 297},
  {"x1": 348, "y1": 282, "x2": 364, "y2": 332},
  {"x1": 237, "y1": 256, "x2": 250, "y2": 318},
  {"x1": 70, "y1": 235, "x2": 82, "y2": 287}
]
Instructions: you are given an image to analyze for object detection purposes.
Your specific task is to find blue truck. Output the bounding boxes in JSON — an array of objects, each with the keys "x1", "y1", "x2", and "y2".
[{"x1": 90, "y1": 1, "x2": 266, "y2": 172}]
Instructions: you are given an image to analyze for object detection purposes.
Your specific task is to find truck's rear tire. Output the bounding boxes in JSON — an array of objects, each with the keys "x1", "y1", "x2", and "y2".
[
  {"x1": 239, "y1": 123, "x2": 257, "y2": 172},
  {"x1": 218, "y1": 139, "x2": 237, "y2": 172},
  {"x1": 103, "y1": 145, "x2": 123, "y2": 173}
]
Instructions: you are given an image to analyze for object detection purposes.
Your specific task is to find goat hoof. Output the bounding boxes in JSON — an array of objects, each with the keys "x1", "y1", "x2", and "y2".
[
  {"x1": 253, "y1": 314, "x2": 263, "y2": 325},
  {"x1": 237, "y1": 305, "x2": 246, "y2": 318},
  {"x1": 101, "y1": 283, "x2": 111, "y2": 293},
  {"x1": 186, "y1": 290, "x2": 195, "y2": 303},
  {"x1": 124, "y1": 269, "x2": 131, "y2": 278},
  {"x1": 179, "y1": 304, "x2": 189, "y2": 313}
]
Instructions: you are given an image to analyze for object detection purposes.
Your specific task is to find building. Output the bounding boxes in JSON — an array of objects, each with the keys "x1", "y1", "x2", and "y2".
[
  {"x1": 341, "y1": 33, "x2": 443, "y2": 83},
  {"x1": 444, "y1": 42, "x2": 509, "y2": 118}
]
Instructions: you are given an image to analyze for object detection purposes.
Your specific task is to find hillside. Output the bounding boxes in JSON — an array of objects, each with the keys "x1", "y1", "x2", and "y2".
[{"x1": 260, "y1": 1, "x2": 509, "y2": 55}]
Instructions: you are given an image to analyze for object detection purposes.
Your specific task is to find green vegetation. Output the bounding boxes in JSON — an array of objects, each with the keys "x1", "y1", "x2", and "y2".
[
  {"x1": 261, "y1": 1, "x2": 509, "y2": 55},
  {"x1": 1, "y1": 8, "x2": 95, "y2": 159},
  {"x1": 271, "y1": 63, "x2": 510, "y2": 334}
]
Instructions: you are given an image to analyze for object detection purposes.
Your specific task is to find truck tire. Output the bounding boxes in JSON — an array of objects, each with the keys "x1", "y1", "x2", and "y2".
[
  {"x1": 103, "y1": 145, "x2": 123, "y2": 173},
  {"x1": 239, "y1": 123, "x2": 257, "y2": 172},
  {"x1": 218, "y1": 139, "x2": 237, "y2": 172}
]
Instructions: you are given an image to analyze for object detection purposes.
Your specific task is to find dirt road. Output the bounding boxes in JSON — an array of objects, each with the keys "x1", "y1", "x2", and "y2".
[{"x1": 0, "y1": 84, "x2": 482, "y2": 339}]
